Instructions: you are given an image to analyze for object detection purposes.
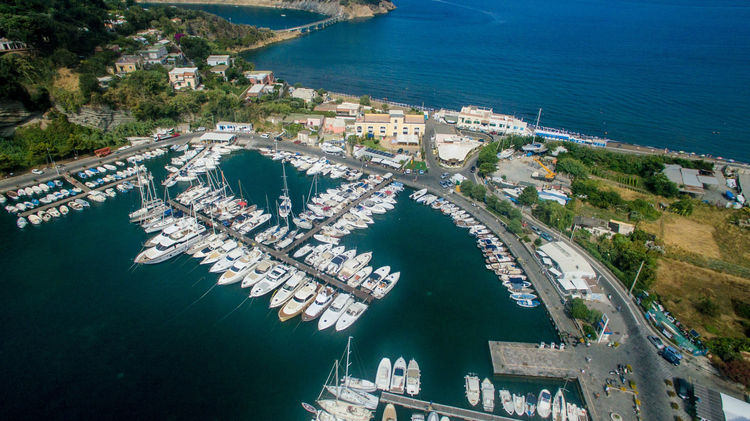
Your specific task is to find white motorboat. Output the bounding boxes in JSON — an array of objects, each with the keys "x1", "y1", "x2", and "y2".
[
  {"x1": 552, "y1": 389, "x2": 566, "y2": 421},
  {"x1": 347, "y1": 266, "x2": 372, "y2": 288},
  {"x1": 279, "y1": 280, "x2": 320, "y2": 321},
  {"x1": 16, "y1": 217, "x2": 28, "y2": 228},
  {"x1": 269, "y1": 271, "x2": 307, "y2": 308},
  {"x1": 134, "y1": 224, "x2": 205, "y2": 264},
  {"x1": 405, "y1": 359, "x2": 421, "y2": 396},
  {"x1": 47, "y1": 207, "x2": 61, "y2": 218},
  {"x1": 465, "y1": 374, "x2": 480, "y2": 406},
  {"x1": 375, "y1": 358, "x2": 392, "y2": 391},
  {"x1": 241, "y1": 258, "x2": 275, "y2": 288},
  {"x1": 313, "y1": 233, "x2": 339, "y2": 245},
  {"x1": 337, "y1": 251, "x2": 373, "y2": 281},
  {"x1": 324, "y1": 386, "x2": 379, "y2": 410},
  {"x1": 317, "y1": 400, "x2": 371, "y2": 421},
  {"x1": 314, "y1": 245, "x2": 345, "y2": 270},
  {"x1": 389, "y1": 357, "x2": 407, "y2": 394},
  {"x1": 209, "y1": 246, "x2": 246, "y2": 273},
  {"x1": 427, "y1": 413, "x2": 439, "y2": 421},
  {"x1": 325, "y1": 249, "x2": 357, "y2": 275},
  {"x1": 28, "y1": 214, "x2": 42, "y2": 225},
  {"x1": 318, "y1": 293, "x2": 354, "y2": 330},
  {"x1": 372, "y1": 271, "x2": 400, "y2": 299},
  {"x1": 411, "y1": 415, "x2": 425, "y2": 421},
  {"x1": 293, "y1": 243, "x2": 314, "y2": 258},
  {"x1": 361, "y1": 266, "x2": 390, "y2": 292},
  {"x1": 187, "y1": 233, "x2": 226, "y2": 256},
  {"x1": 481, "y1": 378, "x2": 495, "y2": 412},
  {"x1": 410, "y1": 188, "x2": 427, "y2": 200},
  {"x1": 537, "y1": 389, "x2": 552, "y2": 419},
  {"x1": 500, "y1": 389, "x2": 514, "y2": 415},
  {"x1": 335, "y1": 301, "x2": 367, "y2": 331},
  {"x1": 250, "y1": 264, "x2": 295, "y2": 297},
  {"x1": 302, "y1": 286, "x2": 336, "y2": 321},
  {"x1": 217, "y1": 249, "x2": 263, "y2": 285},
  {"x1": 513, "y1": 394, "x2": 525, "y2": 417},
  {"x1": 382, "y1": 404, "x2": 397, "y2": 421},
  {"x1": 201, "y1": 240, "x2": 238, "y2": 265}
]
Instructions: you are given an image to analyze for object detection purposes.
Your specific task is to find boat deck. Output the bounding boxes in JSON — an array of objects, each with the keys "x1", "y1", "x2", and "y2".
[{"x1": 380, "y1": 392, "x2": 520, "y2": 421}]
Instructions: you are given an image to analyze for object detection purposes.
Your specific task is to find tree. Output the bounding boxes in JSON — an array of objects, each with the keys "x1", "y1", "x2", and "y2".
[
  {"x1": 518, "y1": 186, "x2": 538, "y2": 206},
  {"x1": 696, "y1": 296, "x2": 720, "y2": 317},
  {"x1": 460, "y1": 179, "x2": 475, "y2": 196},
  {"x1": 479, "y1": 162, "x2": 496, "y2": 177},
  {"x1": 570, "y1": 298, "x2": 590, "y2": 320},
  {"x1": 669, "y1": 198, "x2": 694, "y2": 216},
  {"x1": 359, "y1": 95, "x2": 371, "y2": 106},
  {"x1": 556, "y1": 157, "x2": 589, "y2": 178},
  {"x1": 507, "y1": 218, "x2": 523, "y2": 234},
  {"x1": 470, "y1": 184, "x2": 486, "y2": 201},
  {"x1": 180, "y1": 36, "x2": 211, "y2": 63}
]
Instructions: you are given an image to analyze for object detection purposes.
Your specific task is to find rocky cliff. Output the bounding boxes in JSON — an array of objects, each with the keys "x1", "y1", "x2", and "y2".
[
  {"x1": 0, "y1": 101, "x2": 36, "y2": 137},
  {"x1": 57, "y1": 105, "x2": 135, "y2": 132},
  {"x1": 138, "y1": 0, "x2": 395, "y2": 19}
]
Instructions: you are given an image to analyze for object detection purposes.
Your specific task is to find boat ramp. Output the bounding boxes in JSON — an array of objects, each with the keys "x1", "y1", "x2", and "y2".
[{"x1": 380, "y1": 392, "x2": 520, "y2": 421}]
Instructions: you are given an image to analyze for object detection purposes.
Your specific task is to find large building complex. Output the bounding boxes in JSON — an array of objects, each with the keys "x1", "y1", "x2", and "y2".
[
  {"x1": 538, "y1": 241, "x2": 596, "y2": 296},
  {"x1": 456, "y1": 106, "x2": 528, "y2": 136},
  {"x1": 355, "y1": 110, "x2": 425, "y2": 143}
]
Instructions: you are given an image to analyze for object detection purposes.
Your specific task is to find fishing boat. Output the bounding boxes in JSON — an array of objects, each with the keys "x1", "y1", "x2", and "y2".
[
  {"x1": 318, "y1": 293, "x2": 354, "y2": 330},
  {"x1": 517, "y1": 299, "x2": 540, "y2": 308},
  {"x1": 375, "y1": 358, "x2": 392, "y2": 391},
  {"x1": 537, "y1": 389, "x2": 552, "y2": 419},
  {"x1": 382, "y1": 403, "x2": 397, "y2": 421},
  {"x1": 481, "y1": 378, "x2": 495, "y2": 412},
  {"x1": 269, "y1": 272, "x2": 307, "y2": 308},
  {"x1": 303, "y1": 286, "x2": 336, "y2": 321},
  {"x1": 513, "y1": 394, "x2": 525, "y2": 416},
  {"x1": 279, "y1": 279, "x2": 320, "y2": 321},
  {"x1": 552, "y1": 389, "x2": 566, "y2": 421},
  {"x1": 405, "y1": 359, "x2": 421, "y2": 396},
  {"x1": 465, "y1": 374, "x2": 480, "y2": 406},
  {"x1": 526, "y1": 392, "x2": 537, "y2": 417},
  {"x1": 390, "y1": 357, "x2": 407, "y2": 394},
  {"x1": 335, "y1": 301, "x2": 367, "y2": 331}
]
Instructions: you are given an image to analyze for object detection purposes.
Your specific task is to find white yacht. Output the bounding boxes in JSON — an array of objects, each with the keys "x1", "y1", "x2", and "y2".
[
  {"x1": 500, "y1": 389, "x2": 514, "y2": 415},
  {"x1": 537, "y1": 389, "x2": 552, "y2": 419},
  {"x1": 324, "y1": 386, "x2": 379, "y2": 410},
  {"x1": 241, "y1": 258, "x2": 275, "y2": 288},
  {"x1": 302, "y1": 286, "x2": 336, "y2": 321},
  {"x1": 334, "y1": 300, "x2": 367, "y2": 331},
  {"x1": 409, "y1": 188, "x2": 427, "y2": 200},
  {"x1": 361, "y1": 266, "x2": 390, "y2": 292},
  {"x1": 217, "y1": 249, "x2": 263, "y2": 285},
  {"x1": 405, "y1": 359, "x2": 421, "y2": 396},
  {"x1": 269, "y1": 271, "x2": 307, "y2": 308},
  {"x1": 513, "y1": 394, "x2": 526, "y2": 417},
  {"x1": 325, "y1": 249, "x2": 357, "y2": 275},
  {"x1": 372, "y1": 271, "x2": 400, "y2": 299},
  {"x1": 481, "y1": 378, "x2": 495, "y2": 412},
  {"x1": 293, "y1": 243, "x2": 314, "y2": 258},
  {"x1": 209, "y1": 246, "x2": 246, "y2": 273},
  {"x1": 250, "y1": 264, "x2": 295, "y2": 297},
  {"x1": 337, "y1": 251, "x2": 373, "y2": 281},
  {"x1": 389, "y1": 357, "x2": 407, "y2": 394},
  {"x1": 279, "y1": 280, "x2": 320, "y2": 321},
  {"x1": 318, "y1": 293, "x2": 354, "y2": 330},
  {"x1": 375, "y1": 358, "x2": 392, "y2": 391},
  {"x1": 552, "y1": 389, "x2": 566, "y2": 421},
  {"x1": 200, "y1": 239, "x2": 238, "y2": 265},
  {"x1": 465, "y1": 374, "x2": 480, "y2": 406},
  {"x1": 347, "y1": 266, "x2": 372, "y2": 288},
  {"x1": 134, "y1": 224, "x2": 205, "y2": 264}
]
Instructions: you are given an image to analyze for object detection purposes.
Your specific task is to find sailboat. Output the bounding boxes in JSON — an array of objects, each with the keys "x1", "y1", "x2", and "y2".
[
  {"x1": 316, "y1": 337, "x2": 374, "y2": 421},
  {"x1": 278, "y1": 162, "x2": 292, "y2": 220}
]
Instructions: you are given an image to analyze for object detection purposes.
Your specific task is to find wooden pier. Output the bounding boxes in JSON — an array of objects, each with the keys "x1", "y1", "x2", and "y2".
[
  {"x1": 380, "y1": 392, "x2": 520, "y2": 421},
  {"x1": 167, "y1": 199, "x2": 374, "y2": 302},
  {"x1": 19, "y1": 174, "x2": 136, "y2": 217}
]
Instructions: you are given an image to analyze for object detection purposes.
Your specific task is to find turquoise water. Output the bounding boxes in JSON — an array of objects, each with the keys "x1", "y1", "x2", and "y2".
[
  {"x1": 0, "y1": 150, "x2": 573, "y2": 419},
  {"x1": 184, "y1": 0, "x2": 750, "y2": 162}
]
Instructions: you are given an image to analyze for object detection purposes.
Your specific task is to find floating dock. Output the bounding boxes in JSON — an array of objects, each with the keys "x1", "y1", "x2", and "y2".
[{"x1": 380, "y1": 392, "x2": 519, "y2": 421}]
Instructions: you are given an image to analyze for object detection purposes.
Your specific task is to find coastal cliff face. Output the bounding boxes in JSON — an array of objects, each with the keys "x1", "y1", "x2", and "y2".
[
  {"x1": 138, "y1": 0, "x2": 396, "y2": 19},
  {"x1": 57, "y1": 105, "x2": 135, "y2": 132}
]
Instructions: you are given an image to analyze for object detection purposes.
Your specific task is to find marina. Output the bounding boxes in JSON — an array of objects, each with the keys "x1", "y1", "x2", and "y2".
[{"x1": 379, "y1": 392, "x2": 518, "y2": 421}]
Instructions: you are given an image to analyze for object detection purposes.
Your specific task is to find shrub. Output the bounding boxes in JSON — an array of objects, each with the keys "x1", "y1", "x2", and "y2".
[
  {"x1": 695, "y1": 296, "x2": 720, "y2": 317},
  {"x1": 667, "y1": 391, "x2": 676, "y2": 397}
]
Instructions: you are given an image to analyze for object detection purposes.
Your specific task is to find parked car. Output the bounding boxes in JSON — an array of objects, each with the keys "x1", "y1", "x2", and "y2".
[
  {"x1": 31, "y1": 168, "x2": 44, "y2": 175},
  {"x1": 647, "y1": 335, "x2": 665, "y2": 350},
  {"x1": 660, "y1": 346, "x2": 683, "y2": 366},
  {"x1": 470, "y1": 166, "x2": 476, "y2": 173},
  {"x1": 441, "y1": 172, "x2": 449, "y2": 179},
  {"x1": 675, "y1": 377, "x2": 692, "y2": 400},
  {"x1": 540, "y1": 232, "x2": 553, "y2": 241},
  {"x1": 260, "y1": 133, "x2": 270, "y2": 139}
]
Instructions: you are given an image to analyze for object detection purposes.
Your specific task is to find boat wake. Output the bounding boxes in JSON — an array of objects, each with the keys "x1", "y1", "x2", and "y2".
[
  {"x1": 429, "y1": 0, "x2": 505, "y2": 24},
  {"x1": 215, "y1": 296, "x2": 249, "y2": 324}
]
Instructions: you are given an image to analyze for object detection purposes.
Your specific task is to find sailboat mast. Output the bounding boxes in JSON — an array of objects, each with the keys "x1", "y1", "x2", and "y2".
[{"x1": 345, "y1": 336, "x2": 352, "y2": 382}]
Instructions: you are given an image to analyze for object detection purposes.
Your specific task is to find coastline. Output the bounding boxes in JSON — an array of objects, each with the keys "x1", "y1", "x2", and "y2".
[{"x1": 137, "y1": 0, "x2": 396, "y2": 19}]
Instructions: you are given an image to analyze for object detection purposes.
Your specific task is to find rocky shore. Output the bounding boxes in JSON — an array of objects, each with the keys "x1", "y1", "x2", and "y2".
[{"x1": 137, "y1": 0, "x2": 396, "y2": 19}]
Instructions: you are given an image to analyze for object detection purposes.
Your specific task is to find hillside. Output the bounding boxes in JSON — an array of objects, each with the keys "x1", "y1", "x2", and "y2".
[{"x1": 137, "y1": 0, "x2": 397, "y2": 19}]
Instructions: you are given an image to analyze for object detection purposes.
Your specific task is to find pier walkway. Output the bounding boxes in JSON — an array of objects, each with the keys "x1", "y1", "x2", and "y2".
[
  {"x1": 280, "y1": 177, "x2": 393, "y2": 254},
  {"x1": 19, "y1": 174, "x2": 136, "y2": 217},
  {"x1": 279, "y1": 15, "x2": 342, "y2": 33},
  {"x1": 64, "y1": 174, "x2": 91, "y2": 193},
  {"x1": 167, "y1": 199, "x2": 373, "y2": 302},
  {"x1": 380, "y1": 392, "x2": 519, "y2": 421}
]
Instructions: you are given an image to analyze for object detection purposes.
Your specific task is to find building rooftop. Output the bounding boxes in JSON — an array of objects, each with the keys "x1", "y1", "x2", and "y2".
[
  {"x1": 117, "y1": 55, "x2": 140, "y2": 64},
  {"x1": 207, "y1": 54, "x2": 230, "y2": 60},
  {"x1": 361, "y1": 114, "x2": 391, "y2": 123},
  {"x1": 538, "y1": 241, "x2": 596, "y2": 284},
  {"x1": 404, "y1": 114, "x2": 424, "y2": 123},
  {"x1": 437, "y1": 142, "x2": 479, "y2": 162},
  {"x1": 169, "y1": 67, "x2": 198, "y2": 74},
  {"x1": 211, "y1": 65, "x2": 229, "y2": 72}
]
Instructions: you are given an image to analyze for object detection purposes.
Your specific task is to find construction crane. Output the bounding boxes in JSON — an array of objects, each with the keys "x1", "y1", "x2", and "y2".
[{"x1": 533, "y1": 157, "x2": 556, "y2": 180}]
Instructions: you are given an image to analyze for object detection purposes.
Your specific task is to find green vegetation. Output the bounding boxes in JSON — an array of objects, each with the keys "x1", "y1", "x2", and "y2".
[
  {"x1": 459, "y1": 179, "x2": 524, "y2": 234},
  {"x1": 476, "y1": 141, "x2": 499, "y2": 177},
  {"x1": 571, "y1": 179, "x2": 661, "y2": 221},
  {"x1": 405, "y1": 160, "x2": 427, "y2": 172},
  {"x1": 533, "y1": 200, "x2": 574, "y2": 232},
  {"x1": 569, "y1": 298, "x2": 603, "y2": 339},
  {"x1": 359, "y1": 95, "x2": 371, "y2": 106},
  {"x1": 518, "y1": 186, "x2": 538, "y2": 206}
]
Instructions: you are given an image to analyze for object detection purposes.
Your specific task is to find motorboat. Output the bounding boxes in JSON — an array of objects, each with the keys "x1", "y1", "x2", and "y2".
[
  {"x1": 382, "y1": 403, "x2": 397, "y2": 421},
  {"x1": 293, "y1": 243, "x2": 314, "y2": 258},
  {"x1": 389, "y1": 357, "x2": 407, "y2": 394},
  {"x1": 187, "y1": 233, "x2": 227, "y2": 256},
  {"x1": 278, "y1": 280, "x2": 320, "y2": 321},
  {"x1": 313, "y1": 233, "x2": 339, "y2": 245},
  {"x1": 335, "y1": 301, "x2": 367, "y2": 331},
  {"x1": 324, "y1": 386, "x2": 379, "y2": 410},
  {"x1": 250, "y1": 264, "x2": 295, "y2": 297},
  {"x1": 325, "y1": 249, "x2": 357, "y2": 275},
  {"x1": 375, "y1": 358, "x2": 392, "y2": 391},
  {"x1": 241, "y1": 258, "x2": 275, "y2": 289},
  {"x1": 372, "y1": 271, "x2": 400, "y2": 299},
  {"x1": 302, "y1": 286, "x2": 336, "y2": 321},
  {"x1": 513, "y1": 394, "x2": 526, "y2": 417},
  {"x1": 210, "y1": 247, "x2": 247, "y2": 273},
  {"x1": 427, "y1": 413, "x2": 439, "y2": 421},
  {"x1": 405, "y1": 359, "x2": 421, "y2": 396},
  {"x1": 28, "y1": 214, "x2": 42, "y2": 225},
  {"x1": 313, "y1": 245, "x2": 345, "y2": 270},
  {"x1": 411, "y1": 415, "x2": 425, "y2": 421},
  {"x1": 526, "y1": 392, "x2": 537, "y2": 417},
  {"x1": 217, "y1": 249, "x2": 263, "y2": 285},
  {"x1": 465, "y1": 374, "x2": 480, "y2": 406},
  {"x1": 318, "y1": 293, "x2": 354, "y2": 330},
  {"x1": 537, "y1": 389, "x2": 552, "y2": 419},
  {"x1": 347, "y1": 266, "x2": 372, "y2": 288},
  {"x1": 134, "y1": 224, "x2": 205, "y2": 264},
  {"x1": 500, "y1": 390, "x2": 514, "y2": 415},
  {"x1": 481, "y1": 378, "x2": 495, "y2": 412},
  {"x1": 361, "y1": 266, "x2": 390, "y2": 292},
  {"x1": 552, "y1": 389, "x2": 566, "y2": 421},
  {"x1": 200, "y1": 240, "x2": 238, "y2": 265},
  {"x1": 410, "y1": 188, "x2": 427, "y2": 200},
  {"x1": 517, "y1": 299, "x2": 540, "y2": 308},
  {"x1": 16, "y1": 217, "x2": 27, "y2": 228},
  {"x1": 337, "y1": 251, "x2": 373, "y2": 281},
  {"x1": 269, "y1": 272, "x2": 307, "y2": 308},
  {"x1": 317, "y1": 400, "x2": 371, "y2": 421}
]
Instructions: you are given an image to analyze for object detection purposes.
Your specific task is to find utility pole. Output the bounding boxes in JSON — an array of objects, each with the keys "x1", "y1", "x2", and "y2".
[{"x1": 629, "y1": 260, "x2": 645, "y2": 297}]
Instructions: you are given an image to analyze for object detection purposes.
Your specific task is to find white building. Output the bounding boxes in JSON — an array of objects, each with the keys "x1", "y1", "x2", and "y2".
[
  {"x1": 206, "y1": 55, "x2": 231, "y2": 66},
  {"x1": 291, "y1": 87, "x2": 317, "y2": 103},
  {"x1": 457, "y1": 105, "x2": 529, "y2": 136},
  {"x1": 538, "y1": 241, "x2": 596, "y2": 294},
  {"x1": 215, "y1": 121, "x2": 252, "y2": 133},
  {"x1": 168, "y1": 67, "x2": 200, "y2": 90},
  {"x1": 199, "y1": 132, "x2": 236, "y2": 143}
]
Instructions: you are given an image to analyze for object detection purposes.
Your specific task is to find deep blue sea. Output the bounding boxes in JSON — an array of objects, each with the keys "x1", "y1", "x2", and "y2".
[{"x1": 181, "y1": 0, "x2": 750, "y2": 162}]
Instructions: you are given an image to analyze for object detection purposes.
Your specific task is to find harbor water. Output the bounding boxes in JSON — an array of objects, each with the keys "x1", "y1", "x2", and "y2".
[
  {"x1": 174, "y1": 0, "x2": 750, "y2": 162},
  {"x1": 0, "y1": 150, "x2": 575, "y2": 420}
]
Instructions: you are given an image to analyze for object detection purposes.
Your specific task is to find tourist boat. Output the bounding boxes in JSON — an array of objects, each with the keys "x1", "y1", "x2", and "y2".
[
  {"x1": 375, "y1": 358, "x2": 392, "y2": 391},
  {"x1": 372, "y1": 271, "x2": 400, "y2": 299},
  {"x1": 342, "y1": 376, "x2": 377, "y2": 394},
  {"x1": 465, "y1": 374, "x2": 480, "y2": 406},
  {"x1": 302, "y1": 286, "x2": 336, "y2": 321},
  {"x1": 335, "y1": 301, "x2": 368, "y2": 331},
  {"x1": 382, "y1": 403, "x2": 397, "y2": 421},
  {"x1": 279, "y1": 280, "x2": 320, "y2": 321},
  {"x1": 517, "y1": 299, "x2": 540, "y2": 308},
  {"x1": 269, "y1": 272, "x2": 307, "y2": 308},
  {"x1": 405, "y1": 359, "x2": 421, "y2": 396},
  {"x1": 552, "y1": 389, "x2": 566, "y2": 421},
  {"x1": 389, "y1": 357, "x2": 407, "y2": 394},
  {"x1": 481, "y1": 378, "x2": 495, "y2": 412},
  {"x1": 410, "y1": 188, "x2": 427, "y2": 200},
  {"x1": 361, "y1": 266, "x2": 390, "y2": 292},
  {"x1": 513, "y1": 394, "x2": 526, "y2": 416},
  {"x1": 318, "y1": 293, "x2": 354, "y2": 330},
  {"x1": 241, "y1": 258, "x2": 275, "y2": 289},
  {"x1": 293, "y1": 243, "x2": 315, "y2": 258},
  {"x1": 338, "y1": 251, "x2": 373, "y2": 281},
  {"x1": 526, "y1": 392, "x2": 537, "y2": 417},
  {"x1": 250, "y1": 264, "x2": 295, "y2": 297},
  {"x1": 324, "y1": 385, "x2": 379, "y2": 410},
  {"x1": 16, "y1": 216, "x2": 28, "y2": 228},
  {"x1": 537, "y1": 389, "x2": 552, "y2": 419},
  {"x1": 217, "y1": 249, "x2": 263, "y2": 285},
  {"x1": 317, "y1": 400, "x2": 371, "y2": 421},
  {"x1": 347, "y1": 266, "x2": 373, "y2": 288}
]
